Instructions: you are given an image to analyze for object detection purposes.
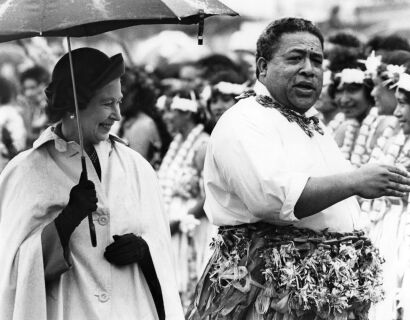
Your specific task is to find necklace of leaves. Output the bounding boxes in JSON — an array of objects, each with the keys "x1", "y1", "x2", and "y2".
[{"x1": 237, "y1": 90, "x2": 324, "y2": 138}]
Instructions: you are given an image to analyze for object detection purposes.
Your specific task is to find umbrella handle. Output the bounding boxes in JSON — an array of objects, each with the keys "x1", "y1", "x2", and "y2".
[
  {"x1": 81, "y1": 154, "x2": 97, "y2": 247},
  {"x1": 197, "y1": 9, "x2": 204, "y2": 45}
]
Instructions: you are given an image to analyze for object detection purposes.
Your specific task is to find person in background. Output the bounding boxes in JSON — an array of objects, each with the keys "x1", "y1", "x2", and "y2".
[
  {"x1": 394, "y1": 72, "x2": 410, "y2": 320},
  {"x1": 0, "y1": 47, "x2": 184, "y2": 320},
  {"x1": 0, "y1": 75, "x2": 27, "y2": 172},
  {"x1": 332, "y1": 67, "x2": 374, "y2": 160},
  {"x1": 364, "y1": 70, "x2": 410, "y2": 320},
  {"x1": 314, "y1": 69, "x2": 339, "y2": 125},
  {"x1": 117, "y1": 67, "x2": 171, "y2": 169},
  {"x1": 201, "y1": 69, "x2": 247, "y2": 132},
  {"x1": 19, "y1": 65, "x2": 50, "y2": 146},
  {"x1": 157, "y1": 89, "x2": 210, "y2": 310}
]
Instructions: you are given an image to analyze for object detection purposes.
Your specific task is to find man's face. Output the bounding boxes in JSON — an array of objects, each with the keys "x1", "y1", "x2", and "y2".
[
  {"x1": 257, "y1": 32, "x2": 324, "y2": 113},
  {"x1": 336, "y1": 84, "x2": 370, "y2": 120}
]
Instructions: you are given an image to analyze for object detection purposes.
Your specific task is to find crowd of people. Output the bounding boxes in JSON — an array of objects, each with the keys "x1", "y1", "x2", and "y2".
[{"x1": 1, "y1": 16, "x2": 410, "y2": 320}]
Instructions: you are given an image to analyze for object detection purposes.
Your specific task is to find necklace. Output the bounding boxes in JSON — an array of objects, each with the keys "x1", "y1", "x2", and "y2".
[
  {"x1": 350, "y1": 107, "x2": 380, "y2": 167},
  {"x1": 237, "y1": 90, "x2": 324, "y2": 137},
  {"x1": 340, "y1": 119, "x2": 361, "y2": 160}
]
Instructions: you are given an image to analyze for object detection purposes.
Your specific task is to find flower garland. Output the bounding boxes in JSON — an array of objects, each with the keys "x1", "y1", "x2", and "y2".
[
  {"x1": 340, "y1": 119, "x2": 361, "y2": 160},
  {"x1": 350, "y1": 107, "x2": 381, "y2": 167},
  {"x1": 157, "y1": 124, "x2": 205, "y2": 210},
  {"x1": 361, "y1": 130, "x2": 410, "y2": 222},
  {"x1": 327, "y1": 112, "x2": 346, "y2": 136},
  {"x1": 187, "y1": 223, "x2": 384, "y2": 320}
]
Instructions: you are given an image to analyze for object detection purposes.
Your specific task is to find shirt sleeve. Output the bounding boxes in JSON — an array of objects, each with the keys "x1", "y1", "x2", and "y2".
[
  {"x1": 41, "y1": 221, "x2": 71, "y2": 282},
  {"x1": 211, "y1": 108, "x2": 309, "y2": 222}
]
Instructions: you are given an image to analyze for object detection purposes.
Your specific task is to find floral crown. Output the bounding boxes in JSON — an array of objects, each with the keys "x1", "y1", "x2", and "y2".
[
  {"x1": 378, "y1": 64, "x2": 406, "y2": 89},
  {"x1": 393, "y1": 72, "x2": 410, "y2": 92},
  {"x1": 336, "y1": 68, "x2": 365, "y2": 87}
]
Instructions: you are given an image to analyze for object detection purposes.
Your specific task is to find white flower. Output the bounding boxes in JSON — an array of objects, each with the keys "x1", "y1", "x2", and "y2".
[
  {"x1": 396, "y1": 72, "x2": 410, "y2": 92},
  {"x1": 170, "y1": 96, "x2": 198, "y2": 113},
  {"x1": 358, "y1": 51, "x2": 382, "y2": 78},
  {"x1": 179, "y1": 214, "x2": 201, "y2": 234},
  {"x1": 200, "y1": 85, "x2": 212, "y2": 102},
  {"x1": 338, "y1": 69, "x2": 365, "y2": 85},
  {"x1": 214, "y1": 82, "x2": 245, "y2": 95},
  {"x1": 386, "y1": 64, "x2": 406, "y2": 81}
]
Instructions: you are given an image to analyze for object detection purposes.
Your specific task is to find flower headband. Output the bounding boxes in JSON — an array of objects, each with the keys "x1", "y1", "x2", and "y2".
[
  {"x1": 394, "y1": 72, "x2": 410, "y2": 92},
  {"x1": 380, "y1": 64, "x2": 406, "y2": 89},
  {"x1": 170, "y1": 96, "x2": 198, "y2": 113},
  {"x1": 213, "y1": 82, "x2": 245, "y2": 95},
  {"x1": 337, "y1": 68, "x2": 365, "y2": 86}
]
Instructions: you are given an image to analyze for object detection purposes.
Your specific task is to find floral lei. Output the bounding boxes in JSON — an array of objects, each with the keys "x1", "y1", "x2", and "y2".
[
  {"x1": 157, "y1": 124, "x2": 205, "y2": 210},
  {"x1": 361, "y1": 129, "x2": 410, "y2": 222},
  {"x1": 340, "y1": 119, "x2": 361, "y2": 160},
  {"x1": 327, "y1": 112, "x2": 346, "y2": 135},
  {"x1": 350, "y1": 107, "x2": 381, "y2": 167},
  {"x1": 187, "y1": 223, "x2": 384, "y2": 320}
]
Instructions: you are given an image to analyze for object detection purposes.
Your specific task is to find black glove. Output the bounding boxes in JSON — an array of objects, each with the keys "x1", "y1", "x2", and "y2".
[
  {"x1": 104, "y1": 233, "x2": 149, "y2": 265},
  {"x1": 55, "y1": 170, "x2": 98, "y2": 247},
  {"x1": 104, "y1": 233, "x2": 165, "y2": 320}
]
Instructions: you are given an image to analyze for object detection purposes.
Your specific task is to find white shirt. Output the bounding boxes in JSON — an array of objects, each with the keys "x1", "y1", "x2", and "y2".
[{"x1": 203, "y1": 81, "x2": 365, "y2": 232}]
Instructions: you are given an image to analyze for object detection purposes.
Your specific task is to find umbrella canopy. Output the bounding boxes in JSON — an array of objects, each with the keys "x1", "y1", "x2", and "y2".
[{"x1": 0, "y1": 0, "x2": 237, "y2": 42}]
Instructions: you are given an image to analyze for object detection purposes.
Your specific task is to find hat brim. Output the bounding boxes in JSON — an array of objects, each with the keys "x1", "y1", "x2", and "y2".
[{"x1": 90, "y1": 53, "x2": 125, "y2": 90}]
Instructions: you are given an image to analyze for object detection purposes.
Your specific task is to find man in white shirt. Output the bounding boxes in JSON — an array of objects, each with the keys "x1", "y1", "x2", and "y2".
[{"x1": 188, "y1": 17, "x2": 410, "y2": 320}]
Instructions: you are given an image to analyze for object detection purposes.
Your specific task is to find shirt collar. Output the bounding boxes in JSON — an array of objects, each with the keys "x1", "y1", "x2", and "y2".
[{"x1": 253, "y1": 80, "x2": 319, "y2": 118}]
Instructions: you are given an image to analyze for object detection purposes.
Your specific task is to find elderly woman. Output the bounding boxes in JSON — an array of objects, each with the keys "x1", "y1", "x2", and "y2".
[{"x1": 0, "y1": 48, "x2": 183, "y2": 320}]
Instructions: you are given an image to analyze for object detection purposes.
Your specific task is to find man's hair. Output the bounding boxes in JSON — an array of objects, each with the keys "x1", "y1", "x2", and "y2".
[
  {"x1": 255, "y1": 17, "x2": 324, "y2": 78},
  {"x1": 20, "y1": 65, "x2": 50, "y2": 85}
]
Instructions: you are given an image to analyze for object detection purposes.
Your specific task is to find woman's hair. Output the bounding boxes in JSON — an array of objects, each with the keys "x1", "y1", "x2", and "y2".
[
  {"x1": 256, "y1": 17, "x2": 324, "y2": 78},
  {"x1": 118, "y1": 67, "x2": 172, "y2": 157},
  {"x1": 45, "y1": 47, "x2": 124, "y2": 123},
  {"x1": 20, "y1": 65, "x2": 50, "y2": 85}
]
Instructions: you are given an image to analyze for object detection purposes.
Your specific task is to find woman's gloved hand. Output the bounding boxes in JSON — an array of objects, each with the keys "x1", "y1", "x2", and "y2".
[
  {"x1": 105, "y1": 233, "x2": 165, "y2": 319},
  {"x1": 54, "y1": 170, "x2": 98, "y2": 247},
  {"x1": 104, "y1": 233, "x2": 149, "y2": 266}
]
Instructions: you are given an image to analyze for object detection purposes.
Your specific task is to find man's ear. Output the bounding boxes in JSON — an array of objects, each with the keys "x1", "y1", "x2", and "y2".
[{"x1": 256, "y1": 57, "x2": 268, "y2": 78}]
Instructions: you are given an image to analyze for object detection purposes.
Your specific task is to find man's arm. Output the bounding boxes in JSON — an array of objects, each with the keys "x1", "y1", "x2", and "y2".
[{"x1": 294, "y1": 163, "x2": 410, "y2": 219}]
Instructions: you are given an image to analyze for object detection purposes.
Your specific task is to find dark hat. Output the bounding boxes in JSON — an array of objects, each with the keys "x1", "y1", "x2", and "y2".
[{"x1": 45, "y1": 47, "x2": 125, "y2": 122}]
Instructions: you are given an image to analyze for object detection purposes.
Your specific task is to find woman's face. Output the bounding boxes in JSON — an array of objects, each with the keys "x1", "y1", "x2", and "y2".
[
  {"x1": 169, "y1": 109, "x2": 191, "y2": 133},
  {"x1": 80, "y1": 78, "x2": 122, "y2": 146},
  {"x1": 209, "y1": 94, "x2": 236, "y2": 122},
  {"x1": 371, "y1": 77, "x2": 397, "y2": 115},
  {"x1": 394, "y1": 90, "x2": 410, "y2": 134},
  {"x1": 335, "y1": 84, "x2": 370, "y2": 119}
]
